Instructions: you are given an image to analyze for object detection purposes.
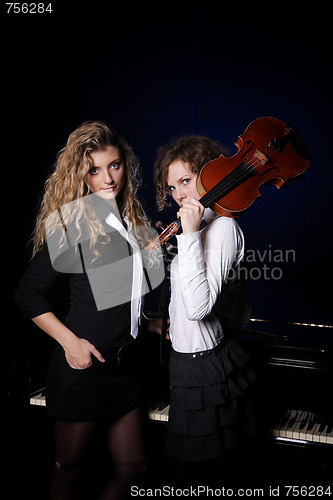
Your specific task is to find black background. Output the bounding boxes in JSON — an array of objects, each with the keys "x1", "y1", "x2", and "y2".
[{"x1": 2, "y1": 1, "x2": 332, "y2": 358}]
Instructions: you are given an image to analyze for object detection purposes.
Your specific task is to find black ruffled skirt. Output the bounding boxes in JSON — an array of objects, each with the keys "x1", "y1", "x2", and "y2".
[{"x1": 165, "y1": 337, "x2": 257, "y2": 462}]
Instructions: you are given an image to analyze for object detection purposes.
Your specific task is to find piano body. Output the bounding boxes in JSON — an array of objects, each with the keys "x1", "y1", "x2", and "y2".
[
  {"x1": 26, "y1": 317, "x2": 333, "y2": 487},
  {"x1": 239, "y1": 320, "x2": 333, "y2": 451},
  {"x1": 142, "y1": 317, "x2": 333, "y2": 484}
]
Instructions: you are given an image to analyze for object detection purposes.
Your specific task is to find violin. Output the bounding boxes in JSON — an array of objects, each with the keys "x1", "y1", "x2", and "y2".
[{"x1": 147, "y1": 116, "x2": 310, "y2": 251}]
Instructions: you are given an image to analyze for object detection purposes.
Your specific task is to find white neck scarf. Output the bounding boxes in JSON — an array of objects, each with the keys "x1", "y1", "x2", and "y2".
[{"x1": 105, "y1": 212, "x2": 143, "y2": 338}]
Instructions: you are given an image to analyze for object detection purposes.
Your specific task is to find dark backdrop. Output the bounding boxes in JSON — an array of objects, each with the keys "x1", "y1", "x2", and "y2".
[{"x1": 2, "y1": 1, "x2": 332, "y2": 363}]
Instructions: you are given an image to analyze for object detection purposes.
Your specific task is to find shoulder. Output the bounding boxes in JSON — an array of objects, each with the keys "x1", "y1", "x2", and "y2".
[
  {"x1": 204, "y1": 215, "x2": 243, "y2": 240},
  {"x1": 201, "y1": 216, "x2": 244, "y2": 259}
]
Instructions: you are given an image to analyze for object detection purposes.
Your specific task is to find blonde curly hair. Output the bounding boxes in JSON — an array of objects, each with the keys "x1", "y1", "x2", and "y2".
[{"x1": 32, "y1": 121, "x2": 150, "y2": 259}]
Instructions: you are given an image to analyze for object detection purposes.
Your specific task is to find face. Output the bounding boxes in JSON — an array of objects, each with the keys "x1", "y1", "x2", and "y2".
[
  {"x1": 85, "y1": 145, "x2": 125, "y2": 202},
  {"x1": 167, "y1": 159, "x2": 200, "y2": 207}
]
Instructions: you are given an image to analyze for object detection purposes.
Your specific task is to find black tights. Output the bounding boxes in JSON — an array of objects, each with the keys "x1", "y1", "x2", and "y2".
[{"x1": 49, "y1": 409, "x2": 147, "y2": 500}]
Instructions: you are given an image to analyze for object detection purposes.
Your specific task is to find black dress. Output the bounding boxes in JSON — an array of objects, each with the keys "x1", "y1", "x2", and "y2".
[{"x1": 15, "y1": 200, "x2": 141, "y2": 421}]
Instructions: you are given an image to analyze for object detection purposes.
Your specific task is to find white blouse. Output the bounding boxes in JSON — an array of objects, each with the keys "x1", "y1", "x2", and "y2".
[{"x1": 169, "y1": 208, "x2": 245, "y2": 353}]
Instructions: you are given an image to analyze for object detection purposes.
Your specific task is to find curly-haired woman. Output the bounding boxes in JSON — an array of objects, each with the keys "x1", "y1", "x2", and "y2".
[
  {"x1": 154, "y1": 135, "x2": 256, "y2": 483},
  {"x1": 16, "y1": 121, "x2": 162, "y2": 499}
]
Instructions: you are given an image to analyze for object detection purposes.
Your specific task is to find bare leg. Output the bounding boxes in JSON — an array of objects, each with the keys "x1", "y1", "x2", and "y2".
[{"x1": 100, "y1": 409, "x2": 147, "y2": 500}]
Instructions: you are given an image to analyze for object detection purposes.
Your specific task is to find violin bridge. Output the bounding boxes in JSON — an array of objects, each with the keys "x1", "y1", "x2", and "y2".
[{"x1": 253, "y1": 149, "x2": 269, "y2": 165}]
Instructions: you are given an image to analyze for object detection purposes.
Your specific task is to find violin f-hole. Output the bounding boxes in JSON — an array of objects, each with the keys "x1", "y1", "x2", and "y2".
[
  {"x1": 241, "y1": 139, "x2": 255, "y2": 160},
  {"x1": 257, "y1": 166, "x2": 281, "y2": 177}
]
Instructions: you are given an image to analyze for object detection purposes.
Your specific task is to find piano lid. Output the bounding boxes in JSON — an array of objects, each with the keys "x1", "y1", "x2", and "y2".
[{"x1": 239, "y1": 318, "x2": 333, "y2": 351}]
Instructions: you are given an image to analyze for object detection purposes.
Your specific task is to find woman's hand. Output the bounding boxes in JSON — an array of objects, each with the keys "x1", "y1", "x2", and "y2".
[
  {"x1": 177, "y1": 197, "x2": 204, "y2": 235},
  {"x1": 32, "y1": 312, "x2": 105, "y2": 370},
  {"x1": 141, "y1": 316, "x2": 162, "y2": 335},
  {"x1": 64, "y1": 337, "x2": 105, "y2": 370},
  {"x1": 141, "y1": 316, "x2": 170, "y2": 339}
]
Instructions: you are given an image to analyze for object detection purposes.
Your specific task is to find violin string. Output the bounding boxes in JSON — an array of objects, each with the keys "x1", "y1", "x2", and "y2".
[
  {"x1": 200, "y1": 157, "x2": 260, "y2": 207},
  {"x1": 159, "y1": 154, "x2": 262, "y2": 242},
  {"x1": 208, "y1": 154, "x2": 262, "y2": 202},
  {"x1": 212, "y1": 156, "x2": 259, "y2": 196},
  {"x1": 201, "y1": 162, "x2": 255, "y2": 205}
]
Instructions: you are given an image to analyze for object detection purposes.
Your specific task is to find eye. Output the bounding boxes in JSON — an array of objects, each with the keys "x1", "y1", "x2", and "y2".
[
  {"x1": 168, "y1": 186, "x2": 175, "y2": 192},
  {"x1": 110, "y1": 161, "x2": 121, "y2": 169},
  {"x1": 182, "y1": 178, "x2": 190, "y2": 185},
  {"x1": 88, "y1": 167, "x2": 99, "y2": 175}
]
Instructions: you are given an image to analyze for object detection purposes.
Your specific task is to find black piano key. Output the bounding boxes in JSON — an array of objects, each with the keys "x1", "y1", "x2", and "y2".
[
  {"x1": 158, "y1": 402, "x2": 169, "y2": 411},
  {"x1": 319, "y1": 419, "x2": 327, "y2": 433},
  {"x1": 288, "y1": 411, "x2": 299, "y2": 428},
  {"x1": 315, "y1": 413, "x2": 325, "y2": 429},
  {"x1": 306, "y1": 413, "x2": 315, "y2": 432},
  {"x1": 325, "y1": 416, "x2": 333, "y2": 434},
  {"x1": 299, "y1": 412, "x2": 309, "y2": 431},
  {"x1": 280, "y1": 410, "x2": 291, "y2": 428}
]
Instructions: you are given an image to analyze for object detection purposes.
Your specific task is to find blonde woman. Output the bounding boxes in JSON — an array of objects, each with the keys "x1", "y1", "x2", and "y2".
[{"x1": 16, "y1": 121, "x2": 162, "y2": 499}]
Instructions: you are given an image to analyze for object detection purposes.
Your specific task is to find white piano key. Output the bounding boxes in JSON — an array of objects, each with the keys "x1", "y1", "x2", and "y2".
[
  {"x1": 148, "y1": 402, "x2": 169, "y2": 421},
  {"x1": 316, "y1": 415, "x2": 328, "y2": 444},
  {"x1": 159, "y1": 405, "x2": 170, "y2": 422},
  {"x1": 298, "y1": 412, "x2": 312, "y2": 441},
  {"x1": 30, "y1": 392, "x2": 46, "y2": 406},
  {"x1": 280, "y1": 410, "x2": 297, "y2": 438},
  {"x1": 304, "y1": 412, "x2": 316, "y2": 441},
  {"x1": 312, "y1": 422, "x2": 323, "y2": 443},
  {"x1": 286, "y1": 410, "x2": 301, "y2": 439},
  {"x1": 318, "y1": 416, "x2": 332, "y2": 444},
  {"x1": 292, "y1": 411, "x2": 308, "y2": 440},
  {"x1": 319, "y1": 426, "x2": 329, "y2": 444},
  {"x1": 272, "y1": 409, "x2": 333, "y2": 446},
  {"x1": 326, "y1": 425, "x2": 333, "y2": 444},
  {"x1": 272, "y1": 409, "x2": 290, "y2": 437}
]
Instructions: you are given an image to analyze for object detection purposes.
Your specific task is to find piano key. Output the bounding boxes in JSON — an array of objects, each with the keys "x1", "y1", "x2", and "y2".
[
  {"x1": 316, "y1": 414, "x2": 329, "y2": 443},
  {"x1": 30, "y1": 392, "x2": 46, "y2": 406},
  {"x1": 159, "y1": 405, "x2": 170, "y2": 422},
  {"x1": 305, "y1": 412, "x2": 317, "y2": 441},
  {"x1": 312, "y1": 422, "x2": 324, "y2": 443},
  {"x1": 319, "y1": 419, "x2": 327, "y2": 433},
  {"x1": 148, "y1": 402, "x2": 170, "y2": 422},
  {"x1": 280, "y1": 409, "x2": 297, "y2": 438},
  {"x1": 322, "y1": 417, "x2": 333, "y2": 444},
  {"x1": 286, "y1": 410, "x2": 301, "y2": 439},
  {"x1": 272, "y1": 409, "x2": 333, "y2": 446},
  {"x1": 326, "y1": 423, "x2": 333, "y2": 444},
  {"x1": 272, "y1": 409, "x2": 291, "y2": 437},
  {"x1": 292, "y1": 411, "x2": 309, "y2": 440},
  {"x1": 298, "y1": 411, "x2": 313, "y2": 441},
  {"x1": 30, "y1": 392, "x2": 171, "y2": 421}
]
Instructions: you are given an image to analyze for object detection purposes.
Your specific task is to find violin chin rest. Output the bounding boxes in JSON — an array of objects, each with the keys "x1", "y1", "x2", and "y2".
[{"x1": 286, "y1": 124, "x2": 311, "y2": 160}]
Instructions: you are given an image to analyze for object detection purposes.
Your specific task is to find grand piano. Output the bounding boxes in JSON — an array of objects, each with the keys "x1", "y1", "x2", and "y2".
[
  {"x1": 16, "y1": 312, "x2": 330, "y2": 496},
  {"x1": 140, "y1": 317, "x2": 333, "y2": 488},
  {"x1": 144, "y1": 323, "x2": 333, "y2": 445},
  {"x1": 30, "y1": 317, "x2": 333, "y2": 450}
]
